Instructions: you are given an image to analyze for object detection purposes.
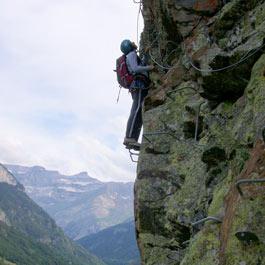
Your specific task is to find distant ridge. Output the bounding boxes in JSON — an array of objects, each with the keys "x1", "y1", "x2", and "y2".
[
  {"x1": 6, "y1": 164, "x2": 134, "y2": 240},
  {"x1": 0, "y1": 164, "x2": 105, "y2": 265},
  {"x1": 78, "y1": 220, "x2": 140, "y2": 265}
]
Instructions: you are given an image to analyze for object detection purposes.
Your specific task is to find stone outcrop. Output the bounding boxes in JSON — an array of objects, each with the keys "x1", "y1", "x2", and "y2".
[
  {"x1": 0, "y1": 164, "x2": 19, "y2": 187},
  {"x1": 135, "y1": 0, "x2": 265, "y2": 264},
  {"x1": 0, "y1": 209, "x2": 10, "y2": 226}
]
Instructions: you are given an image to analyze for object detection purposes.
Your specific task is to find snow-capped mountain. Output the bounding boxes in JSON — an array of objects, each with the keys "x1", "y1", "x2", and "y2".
[{"x1": 6, "y1": 164, "x2": 134, "y2": 240}]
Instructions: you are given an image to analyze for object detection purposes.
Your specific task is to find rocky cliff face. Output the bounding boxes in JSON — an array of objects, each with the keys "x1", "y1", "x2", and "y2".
[
  {"x1": 0, "y1": 165, "x2": 18, "y2": 187},
  {"x1": 135, "y1": 1, "x2": 265, "y2": 264}
]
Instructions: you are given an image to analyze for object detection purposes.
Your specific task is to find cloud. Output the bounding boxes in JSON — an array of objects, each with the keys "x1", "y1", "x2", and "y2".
[
  {"x1": 0, "y1": 114, "x2": 134, "y2": 182},
  {"x1": 0, "y1": 0, "x2": 143, "y2": 182}
]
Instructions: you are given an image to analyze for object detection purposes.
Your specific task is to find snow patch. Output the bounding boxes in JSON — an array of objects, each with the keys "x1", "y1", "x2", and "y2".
[
  {"x1": 0, "y1": 165, "x2": 17, "y2": 186},
  {"x1": 121, "y1": 196, "x2": 130, "y2": 200},
  {"x1": 59, "y1": 178, "x2": 94, "y2": 186},
  {"x1": 58, "y1": 186, "x2": 85, "y2": 193}
]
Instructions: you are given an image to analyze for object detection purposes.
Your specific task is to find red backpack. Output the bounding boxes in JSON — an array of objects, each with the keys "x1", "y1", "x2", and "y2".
[{"x1": 116, "y1": 55, "x2": 134, "y2": 89}]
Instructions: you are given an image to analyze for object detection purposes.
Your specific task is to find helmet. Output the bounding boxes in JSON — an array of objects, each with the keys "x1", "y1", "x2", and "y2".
[{"x1": 120, "y1": 39, "x2": 134, "y2": 55}]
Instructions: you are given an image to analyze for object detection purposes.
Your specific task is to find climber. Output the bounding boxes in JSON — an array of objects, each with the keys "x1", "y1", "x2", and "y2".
[{"x1": 120, "y1": 39, "x2": 154, "y2": 149}]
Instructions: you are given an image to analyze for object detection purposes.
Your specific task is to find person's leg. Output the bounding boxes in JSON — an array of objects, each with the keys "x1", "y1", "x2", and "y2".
[
  {"x1": 131, "y1": 88, "x2": 148, "y2": 141},
  {"x1": 125, "y1": 88, "x2": 148, "y2": 143},
  {"x1": 125, "y1": 89, "x2": 142, "y2": 141}
]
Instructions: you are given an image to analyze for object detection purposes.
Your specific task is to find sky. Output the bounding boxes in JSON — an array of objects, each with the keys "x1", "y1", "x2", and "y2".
[{"x1": 0, "y1": 0, "x2": 144, "y2": 182}]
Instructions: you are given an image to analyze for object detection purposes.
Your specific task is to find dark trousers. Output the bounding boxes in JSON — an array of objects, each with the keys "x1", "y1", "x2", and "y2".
[{"x1": 125, "y1": 88, "x2": 148, "y2": 141}]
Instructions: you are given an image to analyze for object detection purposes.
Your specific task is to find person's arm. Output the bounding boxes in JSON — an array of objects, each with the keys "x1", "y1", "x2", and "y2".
[{"x1": 127, "y1": 51, "x2": 153, "y2": 73}]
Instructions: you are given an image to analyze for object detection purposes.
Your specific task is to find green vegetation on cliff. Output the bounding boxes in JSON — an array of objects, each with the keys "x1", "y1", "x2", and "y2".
[{"x1": 135, "y1": 0, "x2": 265, "y2": 264}]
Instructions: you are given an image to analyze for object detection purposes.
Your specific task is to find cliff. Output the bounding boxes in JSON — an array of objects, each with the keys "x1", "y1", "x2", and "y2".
[
  {"x1": 135, "y1": 1, "x2": 265, "y2": 264},
  {"x1": 0, "y1": 164, "x2": 20, "y2": 188}
]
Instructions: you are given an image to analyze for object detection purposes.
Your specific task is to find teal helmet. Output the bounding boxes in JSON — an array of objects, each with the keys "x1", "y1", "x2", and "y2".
[{"x1": 120, "y1": 39, "x2": 134, "y2": 55}]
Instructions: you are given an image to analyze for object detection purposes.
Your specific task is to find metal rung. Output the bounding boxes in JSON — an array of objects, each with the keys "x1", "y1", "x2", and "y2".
[
  {"x1": 192, "y1": 216, "x2": 222, "y2": 227},
  {"x1": 166, "y1": 86, "x2": 198, "y2": 100},
  {"x1": 194, "y1": 101, "x2": 204, "y2": 141},
  {"x1": 236, "y1": 179, "x2": 265, "y2": 196},
  {"x1": 143, "y1": 131, "x2": 178, "y2": 144},
  {"x1": 181, "y1": 240, "x2": 190, "y2": 246},
  {"x1": 129, "y1": 149, "x2": 139, "y2": 163},
  {"x1": 129, "y1": 149, "x2": 139, "y2": 156}
]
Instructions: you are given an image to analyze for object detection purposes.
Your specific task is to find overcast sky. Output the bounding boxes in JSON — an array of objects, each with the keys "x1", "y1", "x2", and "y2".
[{"x1": 0, "y1": 0, "x2": 143, "y2": 182}]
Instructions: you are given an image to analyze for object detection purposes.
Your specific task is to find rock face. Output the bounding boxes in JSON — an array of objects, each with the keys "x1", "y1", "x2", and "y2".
[
  {"x1": 0, "y1": 164, "x2": 18, "y2": 186},
  {"x1": 135, "y1": 0, "x2": 265, "y2": 264}
]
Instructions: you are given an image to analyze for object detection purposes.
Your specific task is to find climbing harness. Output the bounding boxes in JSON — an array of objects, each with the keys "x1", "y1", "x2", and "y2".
[
  {"x1": 235, "y1": 178, "x2": 265, "y2": 196},
  {"x1": 191, "y1": 216, "x2": 222, "y2": 226},
  {"x1": 126, "y1": 6, "x2": 265, "y2": 165}
]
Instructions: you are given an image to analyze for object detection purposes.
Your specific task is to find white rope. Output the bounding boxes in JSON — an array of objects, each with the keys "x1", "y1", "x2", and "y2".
[
  {"x1": 133, "y1": 0, "x2": 143, "y2": 47},
  {"x1": 149, "y1": 50, "x2": 180, "y2": 70},
  {"x1": 189, "y1": 43, "x2": 265, "y2": 73},
  {"x1": 133, "y1": 1, "x2": 264, "y2": 73},
  {"x1": 116, "y1": 86, "x2": 122, "y2": 103},
  {"x1": 136, "y1": 2, "x2": 142, "y2": 47},
  {"x1": 147, "y1": 34, "x2": 181, "y2": 70}
]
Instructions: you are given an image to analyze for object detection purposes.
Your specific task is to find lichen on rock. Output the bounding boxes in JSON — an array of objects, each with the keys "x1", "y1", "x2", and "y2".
[{"x1": 134, "y1": 0, "x2": 265, "y2": 264}]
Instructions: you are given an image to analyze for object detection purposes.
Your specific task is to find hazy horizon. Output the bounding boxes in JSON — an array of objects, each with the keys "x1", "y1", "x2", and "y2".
[{"x1": 0, "y1": 0, "x2": 143, "y2": 182}]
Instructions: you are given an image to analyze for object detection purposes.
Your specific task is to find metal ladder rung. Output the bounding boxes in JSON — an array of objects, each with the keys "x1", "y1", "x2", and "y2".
[
  {"x1": 235, "y1": 179, "x2": 265, "y2": 196},
  {"x1": 191, "y1": 216, "x2": 222, "y2": 227},
  {"x1": 128, "y1": 149, "x2": 139, "y2": 163},
  {"x1": 166, "y1": 86, "x2": 198, "y2": 100},
  {"x1": 143, "y1": 131, "x2": 178, "y2": 144}
]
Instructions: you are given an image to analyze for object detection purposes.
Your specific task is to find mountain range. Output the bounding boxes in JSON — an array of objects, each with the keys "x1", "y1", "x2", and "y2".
[
  {"x1": 0, "y1": 164, "x2": 104, "y2": 265},
  {"x1": 78, "y1": 220, "x2": 140, "y2": 265},
  {"x1": 6, "y1": 164, "x2": 134, "y2": 240}
]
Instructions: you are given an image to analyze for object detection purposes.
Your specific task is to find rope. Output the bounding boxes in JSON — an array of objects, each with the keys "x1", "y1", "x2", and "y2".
[
  {"x1": 146, "y1": 17, "x2": 202, "y2": 70},
  {"x1": 133, "y1": 0, "x2": 143, "y2": 47},
  {"x1": 116, "y1": 86, "x2": 122, "y2": 103},
  {"x1": 163, "y1": 47, "x2": 179, "y2": 65},
  {"x1": 149, "y1": 50, "x2": 180, "y2": 70},
  {"x1": 146, "y1": 32, "x2": 182, "y2": 70},
  {"x1": 136, "y1": 1, "x2": 142, "y2": 47},
  {"x1": 146, "y1": 16, "x2": 265, "y2": 72},
  {"x1": 189, "y1": 43, "x2": 265, "y2": 73}
]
